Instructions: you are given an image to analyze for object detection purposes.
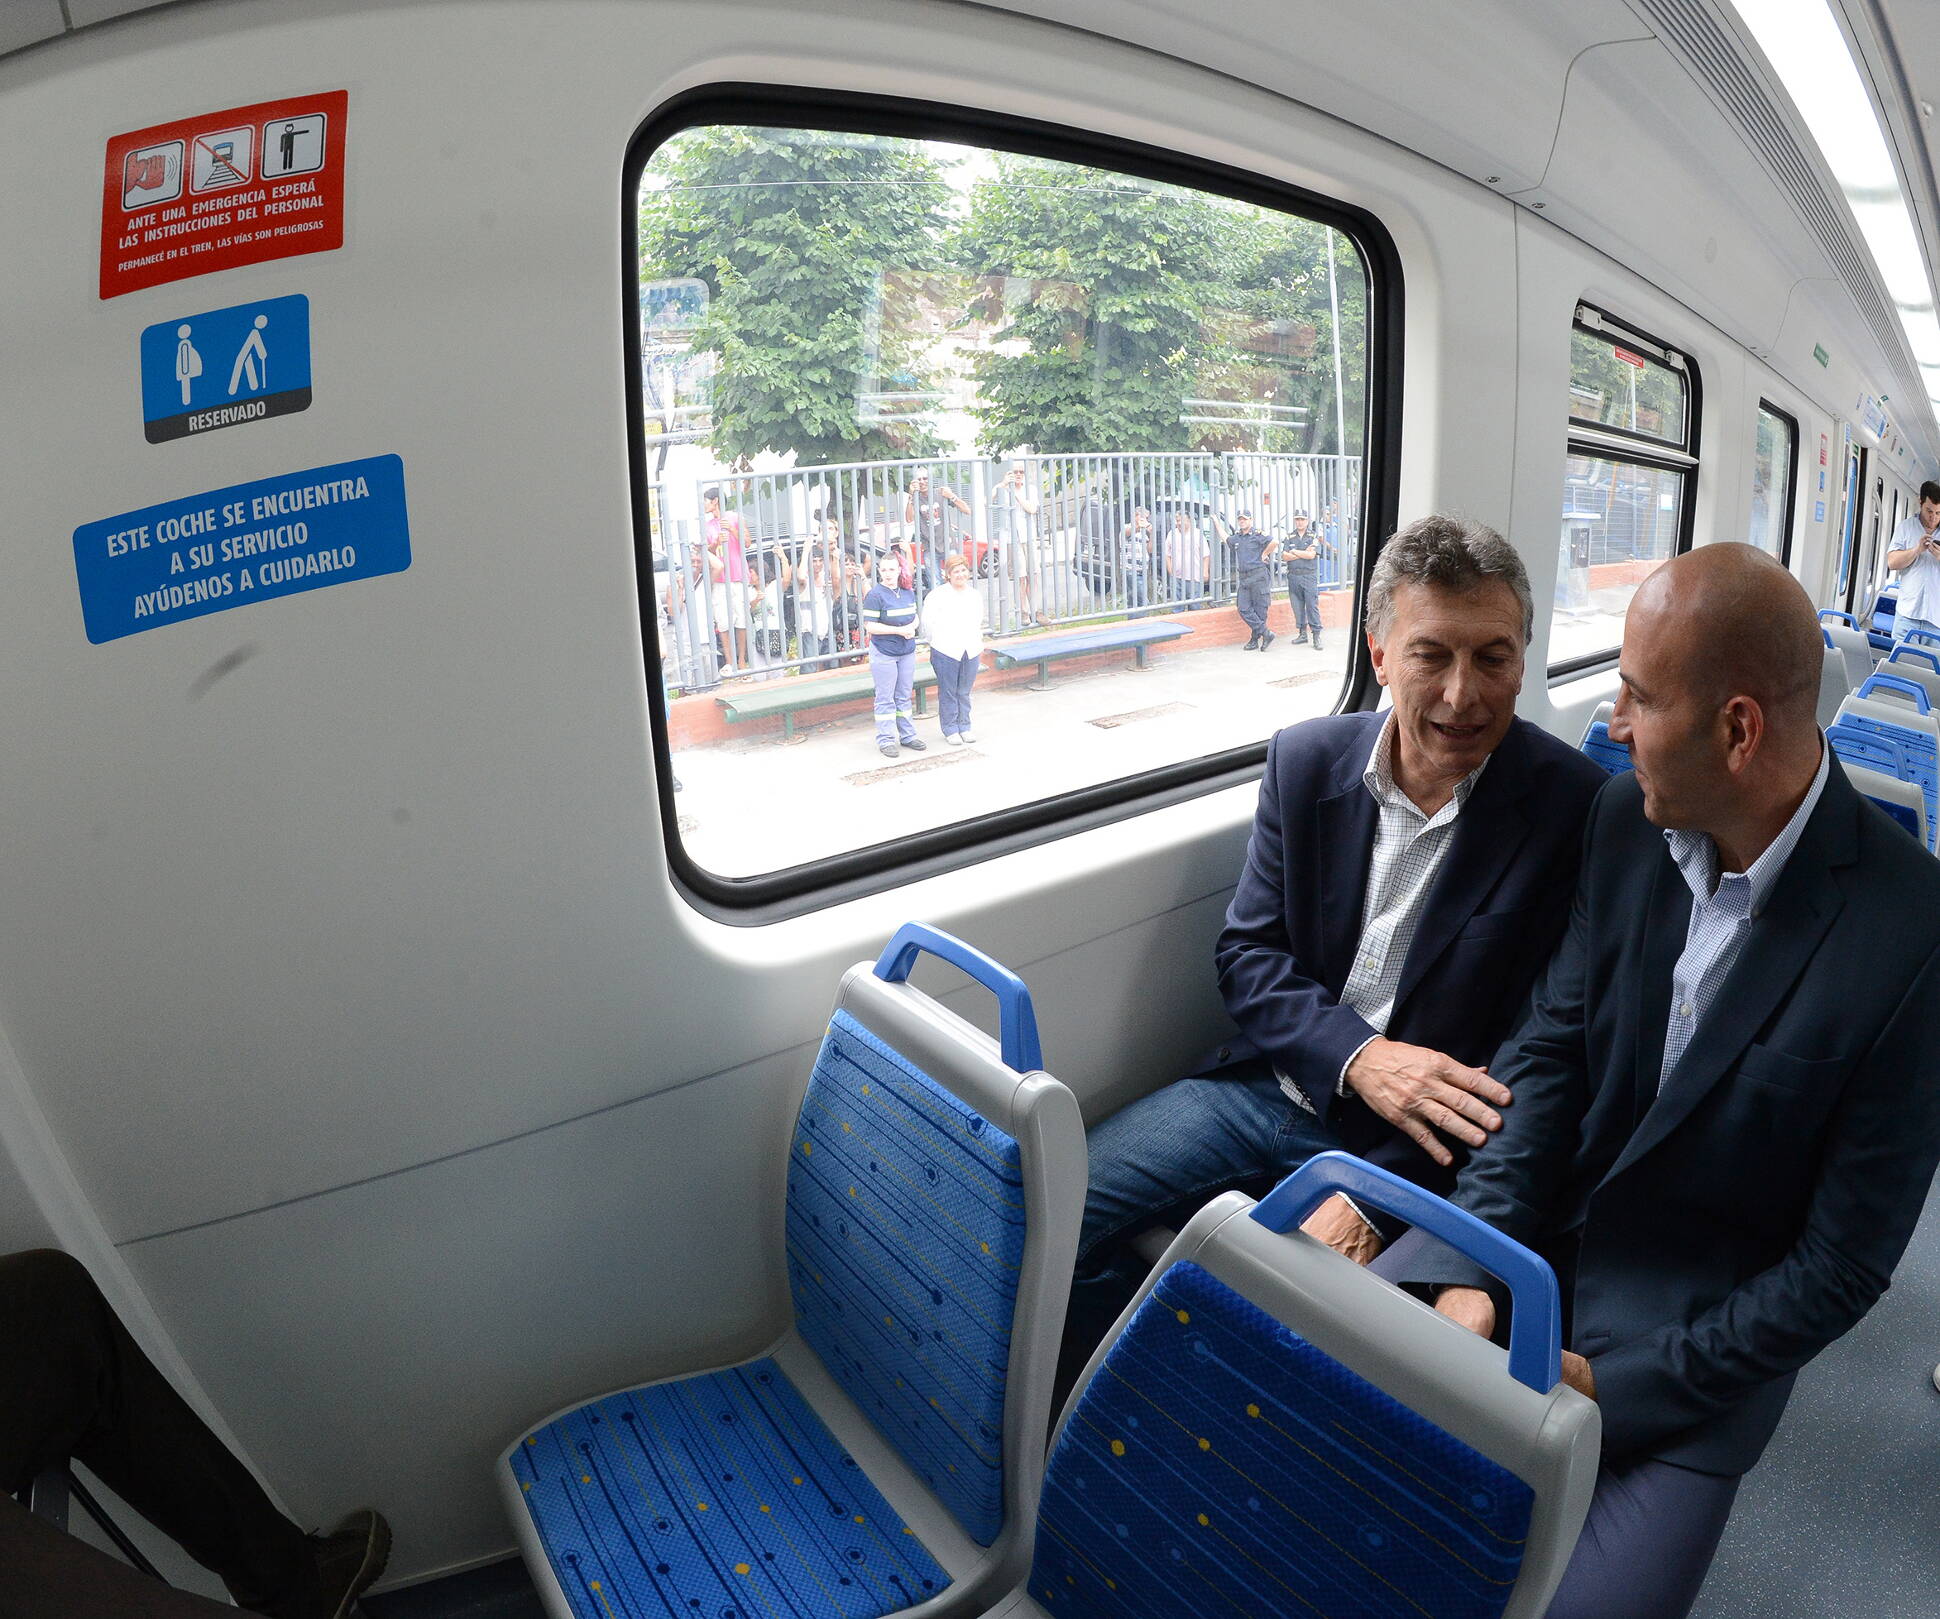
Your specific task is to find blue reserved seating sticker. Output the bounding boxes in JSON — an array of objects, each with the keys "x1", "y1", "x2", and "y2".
[{"x1": 72, "y1": 454, "x2": 410, "y2": 644}]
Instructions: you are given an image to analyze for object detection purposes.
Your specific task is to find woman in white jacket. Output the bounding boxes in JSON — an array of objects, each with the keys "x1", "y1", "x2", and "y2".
[{"x1": 923, "y1": 552, "x2": 985, "y2": 744}]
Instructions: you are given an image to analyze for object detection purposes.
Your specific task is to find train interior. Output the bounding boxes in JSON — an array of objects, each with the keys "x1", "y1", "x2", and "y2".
[{"x1": 5, "y1": 0, "x2": 1940, "y2": 1613}]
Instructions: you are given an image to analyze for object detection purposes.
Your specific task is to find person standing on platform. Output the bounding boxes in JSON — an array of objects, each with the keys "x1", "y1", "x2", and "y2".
[
  {"x1": 924, "y1": 552, "x2": 985, "y2": 746},
  {"x1": 861, "y1": 551, "x2": 925, "y2": 760},
  {"x1": 1884, "y1": 479, "x2": 1940, "y2": 642},
  {"x1": 988, "y1": 462, "x2": 1046, "y2": 628},
  {"x1": 1282, "y1": 510, "x2": 1326, "y2": 649},
  {"x1": 1163, "y1": 510, "x2": 1210, "y2": 604},
  {"x1": 1228, "y1": 510, "x2": 1277, "y2": 649}
]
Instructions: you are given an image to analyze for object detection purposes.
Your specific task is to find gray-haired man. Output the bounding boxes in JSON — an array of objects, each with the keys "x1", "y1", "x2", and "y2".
[{"x1": 1062, "y1": 515, "x2": 1609, "y2": 1386}]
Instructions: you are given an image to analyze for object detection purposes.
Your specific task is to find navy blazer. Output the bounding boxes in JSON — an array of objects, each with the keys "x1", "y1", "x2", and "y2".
[
  {"x1": 1429, "y1": 764, "x2": 1940, "y2": 1473},
  {"x1": 1212, "y1": 711, "x2": 1607, "y2": 1196}
]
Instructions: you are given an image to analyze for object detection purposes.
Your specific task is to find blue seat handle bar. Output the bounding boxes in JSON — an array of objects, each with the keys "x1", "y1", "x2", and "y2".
[
  {"x1": 1904, "y1": 629, "x2": 1940, "y2": 650},
  {"x1": 873, "y1": 922, "x2": 1043, "y2": 1074},
  {"x1": 1818, "y1": 609, "x2": 1857, "y2": 627},
  {"x1": 1887, "y1": 645, "x2": 1940, "y2": 675},
  {"x1": 1251, "y1": 1151, "x2": 1563, "y2": 1393},
  {"x1": 1859, "y1": 671, "x2": 1933, "y2": 714}
]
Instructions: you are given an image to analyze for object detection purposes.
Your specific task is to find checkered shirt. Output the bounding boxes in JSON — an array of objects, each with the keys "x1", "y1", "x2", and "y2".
[
  {"x1": 1278, "y1": 713, "x2": 1489, "y2": 1109},
  {"x1": 1658, "y1": 742, "x2": 1829, "y2": 1088}
]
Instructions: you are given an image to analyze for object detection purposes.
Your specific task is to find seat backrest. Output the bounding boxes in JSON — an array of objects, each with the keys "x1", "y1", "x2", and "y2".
[
  {"x1": 1828, "y1": 721, "x2": 1909, "y2": 779},
  {"x1": 785, "y1": 923, "x2": 1083, "y2": 1552},
  {"x1": 1818, "y1": 644, "x2": 1851, "y2": 728},
  {"x1": 1858, "y1": 670, "x2": 1933, "y2": 715},
  {"x1": 1878, "y1": 649, "x2": 1940, "y2": 713},
  {"x1": 1031, "y1": 1154, "x2": 1598, "y2": 1619},
  {"x1": 1577, "y1": 701, "x2": 1632, "y2": 775},
  {"x1": 1821, "y1": 619, "x2": 1878, "y2": 693},
  {"x1": 1837, "y1": 755, "x2": 1929, "y2": 847},
  {"x1": 1838, "y1": 694, "x2": 1940, "y2": 761}
]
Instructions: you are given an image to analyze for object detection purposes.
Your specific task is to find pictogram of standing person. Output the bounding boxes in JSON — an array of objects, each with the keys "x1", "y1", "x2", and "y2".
[
  {"x1": 279, "y1": 121, "x2": 298, "y2": 170},
  {"x1": 228, "y1": 314, "x2": 269, "y2": 395},
  {"x1": 174, "y1": 324, "x2": 202, "y2": 407}
]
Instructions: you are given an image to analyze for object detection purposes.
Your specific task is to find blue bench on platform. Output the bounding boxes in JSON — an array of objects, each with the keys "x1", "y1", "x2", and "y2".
[
  {"x1": 989, "y1": 621, "x2": 1192, "y2": 690},
  {"x1": 499, "y1": 924, "x2": 1086, "y2": 1619}
]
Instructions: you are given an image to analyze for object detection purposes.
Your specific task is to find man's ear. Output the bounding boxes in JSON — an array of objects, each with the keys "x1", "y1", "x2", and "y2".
[{"x1": 1367, "y1": 631, "x2": 1388, "y2": 685}]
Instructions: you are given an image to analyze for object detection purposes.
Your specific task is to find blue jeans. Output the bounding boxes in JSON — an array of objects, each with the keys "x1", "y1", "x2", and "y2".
[
  {"x1": 1896, "y1": 613, "x2": 1940, "y2": 646},
  {"x1": 1124, "y1": 573, "x2": 1149, "y2": 611},
  {"x1": 869, "y1": 647, "x2": 917, "y2": 743},
  {"x1": 930, "y1": 649, "x2": 978, "y2": 736},
  {"x1": 1062, "y1": 1063, "x2": 1341, "y2": 1395}
]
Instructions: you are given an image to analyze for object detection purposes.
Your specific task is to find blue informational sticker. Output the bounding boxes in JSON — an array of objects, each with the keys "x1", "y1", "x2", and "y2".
[
  {"x1": 1815, "y1": 501, "x2": 1827, "y2": 522},
  {"x1": 72, "y1": 454, "x2": 410, "y2": 644},
  {"x1": 139, "y1": 293, "x2": 311, "y2": 443}
]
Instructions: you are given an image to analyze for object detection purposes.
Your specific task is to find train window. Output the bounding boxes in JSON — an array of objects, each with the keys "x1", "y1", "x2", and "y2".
[
  {"x1": 1550, "y1": 305, "x2": 1699, "y2": 675},
  {"x1": 628, "y1": 108, "x2": 1391, "y2": 907},
  {"x1": 1750, "y1": 402, "x2": 1797, "y2": 563}
]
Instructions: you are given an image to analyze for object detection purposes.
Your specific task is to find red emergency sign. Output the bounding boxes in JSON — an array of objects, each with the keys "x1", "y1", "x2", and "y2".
[{"x1": 100, "y1": 92, "x2": 347, "y2": 299}]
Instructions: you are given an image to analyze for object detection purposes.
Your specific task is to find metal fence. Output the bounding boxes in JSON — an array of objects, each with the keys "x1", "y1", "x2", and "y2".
[{"x1": 651, "y1": 450, "x2": 1362, "y2": 690}]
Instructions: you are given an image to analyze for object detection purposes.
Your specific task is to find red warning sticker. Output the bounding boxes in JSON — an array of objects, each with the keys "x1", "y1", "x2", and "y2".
[{"x1": 101, "y1": 91, "x2": 347, "y2": 300}]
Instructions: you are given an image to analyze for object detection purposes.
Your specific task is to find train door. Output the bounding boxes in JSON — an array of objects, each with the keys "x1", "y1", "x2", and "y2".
[{"x1": 1836, "y1": 436, "x2": 1863, "y2": 611}]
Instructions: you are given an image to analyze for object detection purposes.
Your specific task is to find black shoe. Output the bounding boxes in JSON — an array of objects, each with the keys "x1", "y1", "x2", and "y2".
[
  {"x1": 1242, "y1": 635, "x2": 1260, "y2": 651},
  {"x1": 878, "y1": 741, "x2": 899, "y2": 759},
  {"x1": 1312, "y1": 636, "x2": 1323, "y2": 651},
  {"x1": 902, "y1": 735, "x2": 927, "y2": 752},
  {"x1": 1291, "y1": 633, "x2": 1309, "y2": 646},
  {"x1": 1260, "y1": 631, "x2": 1276, "y2": 650}
]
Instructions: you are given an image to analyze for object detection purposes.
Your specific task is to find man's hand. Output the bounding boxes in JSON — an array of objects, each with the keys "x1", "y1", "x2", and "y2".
[
  {"x1": 1300, "y1": 1193, "x2": 1385, "y2": 1266},
  {"x1": 1434, "y1": 1285, "x2": 1496, "y2": 1338},
  {"x1": 1438, "y1": 1289, "x2": 1597, "y2": 1399},
  {"x1": 1344, "y1": 1037, "x2": 1512, "y2": 1167},
  {"x1": 1560, "y1": 1351, "x2": 1597, "y2": 1401}
]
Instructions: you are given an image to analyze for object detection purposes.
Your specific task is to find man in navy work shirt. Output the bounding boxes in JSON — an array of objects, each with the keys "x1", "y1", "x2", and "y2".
[
  {"x1": 860, "y1": 551, "x2": 925, "y2": 760},
  {"x1": 1408, "y1": 543, "x2": 1940, "y2": 1619},
  {"x1": 1227, "y1": 510, "x2": 1277, "y2": 649},
  {"x1": 1884, "y1": 478, "x2": 1940, "y2": 643},
  {"x1": 1062, "y1": 516, "x2": 1607, "y2": 1388}
]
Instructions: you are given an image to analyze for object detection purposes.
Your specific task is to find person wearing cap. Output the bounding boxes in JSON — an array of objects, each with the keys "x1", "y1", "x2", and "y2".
[
  {"x1": 1227, "y1": 510, "x2": 1277, "y2": 650},
  {"x1": 1282, "y1": 510, "x2": 1327, "y2": 649}
]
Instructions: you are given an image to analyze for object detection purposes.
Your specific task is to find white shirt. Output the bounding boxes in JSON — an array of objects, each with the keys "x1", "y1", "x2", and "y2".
[
  {"x1": 921, "y1": 583, "x2": 984, "y2": 660},
  {"x1": 1889, "y1": 514, "x2": 1940, "y2": 624},
  {"x1": 1659, "y1": 741, "x2": 1830, "y2": 1087},
  {"x1": 1278, "y1": 714, "x2": 1489, "y2": 1109}
]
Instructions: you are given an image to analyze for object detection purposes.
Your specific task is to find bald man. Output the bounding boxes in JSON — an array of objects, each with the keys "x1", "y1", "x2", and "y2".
[{"x1": 1397, "y1": 544, "x2": 1940, "y2": 1618}]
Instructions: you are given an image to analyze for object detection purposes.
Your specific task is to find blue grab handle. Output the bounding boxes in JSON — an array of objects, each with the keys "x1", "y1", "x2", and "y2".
[
  {"x1": 1904, "y1": 629, "x2": 1940, "y2": 650},
  {"x1": 1251, "y1": 1151, "x2": 1563, "y2": 1393},
  {"x1": 873, "y1": 922, "x2": 1043, "y2": 1073},
  {"x1": 1888, "y1": 645, "x2": 1940, "y2": 676},
  {"x1": 1818, "y1": 609, "x2": 1857, "y2": 628},
  {"x1": 1859, "y1": 671, "x2": 1933, "y2": 714}
]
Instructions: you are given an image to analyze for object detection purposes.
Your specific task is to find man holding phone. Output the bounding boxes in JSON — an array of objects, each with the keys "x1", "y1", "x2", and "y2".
[{"x1": 1884, "y1": 479, "x2": 1940, "y2": 641}]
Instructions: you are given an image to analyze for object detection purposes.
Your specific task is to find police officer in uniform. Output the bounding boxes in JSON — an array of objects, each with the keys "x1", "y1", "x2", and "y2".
[{"x1": 1229, "y1": 510, "x2": 1277, "y2": 650}]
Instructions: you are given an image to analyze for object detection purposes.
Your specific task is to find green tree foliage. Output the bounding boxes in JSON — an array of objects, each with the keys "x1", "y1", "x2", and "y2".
[
  {"x1": 1568, "y1": 329, "x2": 1685, "y2": 442},
  {"x1": 950, "y1": 157, "x2": 1238, "y2": 455},
  {"x1": 638, "y1": 127, "x2": 950, "y2": 466}
]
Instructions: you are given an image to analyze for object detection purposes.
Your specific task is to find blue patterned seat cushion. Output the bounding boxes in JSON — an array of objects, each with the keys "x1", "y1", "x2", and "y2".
[
  {"x1": 509, "y1": 1358, "x2": 948, "y2": 1619},
  {"x1": 1030, "y1": 1262, "x2": 1533, "y2": 1619},
  {"x1": 787, "y1": 1010, "x2": 1028, "y2": 1547}
]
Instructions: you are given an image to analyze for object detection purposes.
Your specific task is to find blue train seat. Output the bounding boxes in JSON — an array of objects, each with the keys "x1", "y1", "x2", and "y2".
[
  {"x1": 982, "y1": 1153, "x2": 1599, "y2": 1619},
  {"x1": 1880, "y1": 645, "x2": 1940, "y2": 711},
  {"x1": 1829, "y1": 734, "x2": 1928, "y2": 848},
  {"x1": 1819, "y1": 610, "x2": 1878, "y2": 693},
  {"x1": 1836, "y1": 679, "x2": 1939, "y2": 850},
  {"x1": 499, "y1": 923, "x2": 1086, "y2": 1619},
  {"x1": 1577, "y1": 701, "x2": 1632, "y2": 775},
  {"x1": 1868, "y1": 588, "x2": 1899, "y2": 652}
]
